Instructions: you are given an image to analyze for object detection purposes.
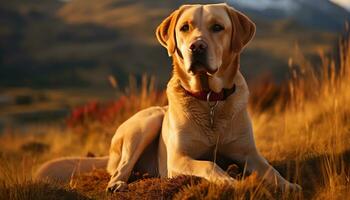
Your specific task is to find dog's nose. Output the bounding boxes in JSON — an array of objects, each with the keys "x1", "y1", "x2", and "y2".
[{"x1": 189, "y1": 40, "x2": 207, "y2": 53}]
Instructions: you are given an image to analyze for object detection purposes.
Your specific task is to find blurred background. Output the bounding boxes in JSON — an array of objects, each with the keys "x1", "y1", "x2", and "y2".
[{"x1": 0, "y1": 0, "x2": 349, "y2": 132}]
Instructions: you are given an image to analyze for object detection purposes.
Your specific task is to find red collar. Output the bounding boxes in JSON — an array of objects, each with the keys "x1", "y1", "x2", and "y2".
[{"x1": 183, "y1": 84, "x2": 236, "y2": 101}]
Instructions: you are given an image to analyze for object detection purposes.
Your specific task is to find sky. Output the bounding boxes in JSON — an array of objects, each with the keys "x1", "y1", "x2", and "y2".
[{"x1": 331, "y1": 0, "x2": 350, "y2": 11}]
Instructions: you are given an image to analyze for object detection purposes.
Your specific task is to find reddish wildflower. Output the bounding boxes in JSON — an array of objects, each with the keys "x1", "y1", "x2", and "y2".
[{"x1": 66, "y1": 97, "x2": 127, "y2": 128}]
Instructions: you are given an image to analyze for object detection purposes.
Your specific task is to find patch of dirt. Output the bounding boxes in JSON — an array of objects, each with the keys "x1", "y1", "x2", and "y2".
[
  {"x1": 71, "y1": 163, "x2": 244, "y2": 199},
  {"x1": 72, "y1": 169, "x2": 203, "y2": 199}
]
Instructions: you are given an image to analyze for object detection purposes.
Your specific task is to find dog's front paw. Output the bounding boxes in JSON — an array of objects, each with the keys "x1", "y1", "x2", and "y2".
[{"x1": 106, "y1": 180, "x2": 128, "y2": 193}]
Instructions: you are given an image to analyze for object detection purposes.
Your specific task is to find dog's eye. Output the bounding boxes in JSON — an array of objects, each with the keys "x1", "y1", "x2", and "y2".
[
  {"x1": 211, "y1": 24, "x2": 224, "y2": 32},
  {"x1": 180, "y1": 24, "x2": 190, "y2": 32}
]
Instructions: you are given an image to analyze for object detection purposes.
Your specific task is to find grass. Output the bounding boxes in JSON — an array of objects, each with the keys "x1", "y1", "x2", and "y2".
[{"x1": 0, "y1": 31, "x2": 349, "y2": 199}]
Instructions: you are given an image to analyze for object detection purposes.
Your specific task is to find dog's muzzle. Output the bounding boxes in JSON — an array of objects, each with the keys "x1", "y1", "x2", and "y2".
[{"x1": 188, "y1": 39, "x2": 216, "y2": 75}]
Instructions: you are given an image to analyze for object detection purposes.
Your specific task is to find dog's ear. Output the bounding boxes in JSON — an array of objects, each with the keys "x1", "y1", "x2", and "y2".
[
  {"x1": 226, "y1": 5, "x2": 256, "y2": 53},
  {"x1": 156, "y1": 9, "x2": 181, "y2": 57}
]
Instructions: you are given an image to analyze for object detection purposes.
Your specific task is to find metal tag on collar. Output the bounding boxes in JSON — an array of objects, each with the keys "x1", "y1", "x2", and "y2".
[{"x1": 207, "y1": 91, "x2": 218, "y2": 128}]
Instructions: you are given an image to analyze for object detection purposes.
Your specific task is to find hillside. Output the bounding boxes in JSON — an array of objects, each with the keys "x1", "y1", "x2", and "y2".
[{"x1": 0, "y1": 0, "x2": 345, "y2": 88}]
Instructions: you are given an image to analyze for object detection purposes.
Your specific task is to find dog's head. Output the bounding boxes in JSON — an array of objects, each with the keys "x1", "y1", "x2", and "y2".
[{"x1": 156, "y1": 3, "x2": 255, "y2": 93}]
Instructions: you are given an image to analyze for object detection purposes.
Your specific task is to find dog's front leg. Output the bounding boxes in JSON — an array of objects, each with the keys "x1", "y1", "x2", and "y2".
[
  {"x1": 106, "y1": 106, "x2": 166, "y2": 193},
  {"x1": 224, "y1": 139, "x2": 302, "y2": 191},
  {"x1": 222, "y1": 109, "x2": 302, "y2": 192},
  {"x1": 244, "y1": 151, "x2": 302, "y2": 191},
  {"x1": 167, "y1": 154, "x2": 236, "y2": 185}
]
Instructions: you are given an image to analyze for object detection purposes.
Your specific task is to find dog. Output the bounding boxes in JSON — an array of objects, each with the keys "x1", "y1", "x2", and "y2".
[{"x1": 35, "y1": 3, "x2": 302, "y2": 193}]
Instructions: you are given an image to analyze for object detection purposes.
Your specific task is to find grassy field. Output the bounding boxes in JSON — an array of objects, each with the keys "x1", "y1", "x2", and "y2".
[{"x1": 0, "y1": 31, "x2": 349, "y2": 199}]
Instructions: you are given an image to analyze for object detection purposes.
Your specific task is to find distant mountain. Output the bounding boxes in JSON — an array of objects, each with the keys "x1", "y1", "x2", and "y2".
[
  {"x1": 229, "y1": 0, "x2": 350, "y2": 32},
  {"x1": 231, "y1": 0, "x2": 300, "y2": 12}
]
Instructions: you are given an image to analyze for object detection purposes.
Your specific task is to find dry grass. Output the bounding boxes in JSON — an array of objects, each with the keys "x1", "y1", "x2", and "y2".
[{"x1": 0, "y1": 31, "x2": 349, "y2": 199}]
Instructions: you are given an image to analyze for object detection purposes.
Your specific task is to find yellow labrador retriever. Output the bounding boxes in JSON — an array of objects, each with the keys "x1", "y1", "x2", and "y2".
[{"x1": 36, "y1": 3, "x2": 301, "y2": 193}]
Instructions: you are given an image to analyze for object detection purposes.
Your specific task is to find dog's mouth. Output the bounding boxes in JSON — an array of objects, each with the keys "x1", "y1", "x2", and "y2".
[
  {"x1": 189, "y1": 64, "x2": 217, "y2": 77},
  {"x1": 188, "y1": 59, "x2": 214, "y2": 91},
  {"x1": 188, "y1": 59, "x2": 217, "y2": 76},
  {"x1": 189, "y1": 61, "x2": 207, "y2": 72}
]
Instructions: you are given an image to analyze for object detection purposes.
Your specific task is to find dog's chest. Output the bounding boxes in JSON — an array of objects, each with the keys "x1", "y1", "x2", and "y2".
[
  {"x1": 187, "y1": 104, "x2": 235, "y2": 145},
  {"x1": 167, "y1": 76, "x2": 249, "y2": 146}
]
